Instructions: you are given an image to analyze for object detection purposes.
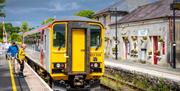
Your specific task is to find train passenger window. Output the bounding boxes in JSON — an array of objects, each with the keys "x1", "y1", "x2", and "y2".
[
  {"x1": 24, "y1": 33, "x2": 41, "y2": 52},
  {"x1": 53, "y1": 24, "x2": 65, "y2": 48},
  {"x1": 90, "y1": 25, "x2": 101, "y2": 47}
]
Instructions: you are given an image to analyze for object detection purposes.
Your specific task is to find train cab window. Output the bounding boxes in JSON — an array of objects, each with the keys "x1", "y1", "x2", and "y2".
[
  {"x1": 53, "y1": 24, "x2": 65, "y2": 48},
  {"x1": 90, "y1": 25, "x2": 101, "y2": 47}
]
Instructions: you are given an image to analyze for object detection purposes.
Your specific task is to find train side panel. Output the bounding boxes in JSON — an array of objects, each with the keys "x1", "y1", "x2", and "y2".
[{"x1": 25, "y1": 28, "x2": 51, "y2": 72}]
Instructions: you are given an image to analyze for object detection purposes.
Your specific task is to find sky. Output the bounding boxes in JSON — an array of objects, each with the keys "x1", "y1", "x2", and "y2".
[{"x1": 1, "y1": 0, "x2": 157, "y2": 27}]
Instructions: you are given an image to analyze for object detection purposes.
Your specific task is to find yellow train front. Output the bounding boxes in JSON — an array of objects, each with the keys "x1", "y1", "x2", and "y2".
[{"x1": 24, "y1": 17, "x2": 104, "y2": 89}]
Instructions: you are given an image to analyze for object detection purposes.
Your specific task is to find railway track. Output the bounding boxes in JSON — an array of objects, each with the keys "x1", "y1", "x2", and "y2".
[{"x1": 100, "y1": 84, "x2": 115, "y2": 91}]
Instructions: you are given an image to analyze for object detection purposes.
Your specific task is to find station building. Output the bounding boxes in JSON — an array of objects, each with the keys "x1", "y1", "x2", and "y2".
[
  {"x1": 94, "y1": 0, "x2": 153, "y2": 58},
  {"x1": 95, "y1": 0, "x2": 180, "y2": 66}
]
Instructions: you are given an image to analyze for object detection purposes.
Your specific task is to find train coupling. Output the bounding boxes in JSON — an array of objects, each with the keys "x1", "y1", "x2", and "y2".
[{"x1": 73, "y1": 75, "x2": 84, "y2": 86}]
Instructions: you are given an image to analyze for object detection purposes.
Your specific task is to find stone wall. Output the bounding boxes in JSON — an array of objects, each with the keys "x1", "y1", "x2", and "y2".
[{"x1": 104, "y1": 66, "x2": 180, "y2": 91}]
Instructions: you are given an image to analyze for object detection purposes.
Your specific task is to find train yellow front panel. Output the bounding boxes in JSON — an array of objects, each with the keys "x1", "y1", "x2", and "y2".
[{"x1": 72, "y1": 29, "x2": 85, "y2": 72}]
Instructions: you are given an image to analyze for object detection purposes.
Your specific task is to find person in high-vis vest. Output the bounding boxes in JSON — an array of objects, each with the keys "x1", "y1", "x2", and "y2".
[{"x1": 18, "y1": 44, "x2": 26, "y2": 77}]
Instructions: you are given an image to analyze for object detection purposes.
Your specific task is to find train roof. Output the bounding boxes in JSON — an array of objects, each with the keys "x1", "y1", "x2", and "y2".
[
  {"x1": 56, "y1": 16, "x2": 97, "y2": 22},
  {"x1": 24, "y1": 16, "x2": 102, "y2": 36}
]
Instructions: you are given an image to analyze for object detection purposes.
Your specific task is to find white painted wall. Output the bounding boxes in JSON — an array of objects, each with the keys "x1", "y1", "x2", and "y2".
[{"x1": 108, "y1": 19, "x2": 171, "y2": 64}]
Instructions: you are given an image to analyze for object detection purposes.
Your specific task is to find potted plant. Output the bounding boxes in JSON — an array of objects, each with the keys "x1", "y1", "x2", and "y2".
[
  {"x1": 112, "y1": 48, "x2": 116, "y2": 55},
  {"x1": 143, "y1": 36, "x2": 147, "y2": 40},
  {"x1": 131, "y1": 36, "x2": 137, "y2": 41}
]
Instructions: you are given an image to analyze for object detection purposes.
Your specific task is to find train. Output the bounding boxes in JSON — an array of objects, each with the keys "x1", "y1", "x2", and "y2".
[{"x1": 24, "y1": 16, "x2": 104, "y2": 89}]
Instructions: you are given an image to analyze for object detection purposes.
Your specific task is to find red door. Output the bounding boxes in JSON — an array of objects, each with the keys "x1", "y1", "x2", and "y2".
[{"x1": 153, "y1": 36, "x2": 158, "y2": 64}]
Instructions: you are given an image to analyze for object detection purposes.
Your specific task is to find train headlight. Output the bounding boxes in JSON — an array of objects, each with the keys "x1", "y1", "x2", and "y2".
[
  {"x1": 52, "y1": 63, "x2": 65, "y2": 74},
  {"x1": 56, "y1": 63, "x2": 61, "y2": 68},
  {"x1": 90, "y1": 62, "x2": 100, "y2": 68},
  {"x1": 54, "y1": 63, "x2": 65, "y2": 69},
  {"x1": 94, "y1": 63, "x2": 98, "y2": 68},
  {"x1": 90, "y1": 62, "x2": 101, "y2": 73}
]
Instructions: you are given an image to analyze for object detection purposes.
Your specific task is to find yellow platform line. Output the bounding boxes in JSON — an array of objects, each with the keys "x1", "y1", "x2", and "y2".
[{"x1": 8, "y1": 61, "x2": 17, "y2": 91}]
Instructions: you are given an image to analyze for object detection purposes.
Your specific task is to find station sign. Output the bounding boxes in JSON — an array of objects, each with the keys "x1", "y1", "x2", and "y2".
[
  {"x1": 138, "y1": 29, "x2": 148, "y2": 36},
  {"x1": 171, "y1": 0, "x2": 180, "y2": 10}
]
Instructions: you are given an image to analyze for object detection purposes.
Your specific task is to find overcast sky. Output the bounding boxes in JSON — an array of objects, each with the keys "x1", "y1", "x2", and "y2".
[{"x1": 1, "y1": 0, "x2": 157, "y2": 27}]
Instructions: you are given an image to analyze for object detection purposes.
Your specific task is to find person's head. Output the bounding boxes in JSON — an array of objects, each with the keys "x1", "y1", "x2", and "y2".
[
  {"x1": 12, "y1": 41, "x2": 16, "y2": 46},
  {"x1": 21, "y1": 44, "x2": 26, "y2": 49}
]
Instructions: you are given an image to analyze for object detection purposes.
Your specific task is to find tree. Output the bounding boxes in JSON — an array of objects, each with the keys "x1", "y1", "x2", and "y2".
[
  {"x1": 20, "y1": 22, "x2": 29, "y2": 42},
  {"x1": 0, "y1": 0, "x2": 6, "y2": 17},
  {"x1": 0, "y1": 22, "x2": 20, "y2": 41},
  {"x1": 10, "y1": 33, "x2": 22, "y2": 42},
  {"x1": 20, "y1": 21, "x2": 29, "y2": 33},
  {"x1": 42, "y1": 18, "x2": 55, "y2": 25},
  {"x1": 74, "y1": 10, "x2": 95, "y2": 19},
  {"x1": 0, "y1": 0, "x2": 6, "y2": 40}
]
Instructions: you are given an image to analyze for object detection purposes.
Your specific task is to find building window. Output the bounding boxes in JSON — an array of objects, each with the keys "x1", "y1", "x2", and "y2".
[
  {"x1": 24, "y1": 33, "x2": 41, "y2": 52},
  {"x1": 103, "y1": 16, "x2": 106, "y2": 26}
]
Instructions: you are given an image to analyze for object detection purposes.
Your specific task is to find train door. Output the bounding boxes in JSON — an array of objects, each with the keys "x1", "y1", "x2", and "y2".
[
  {"x1": 72, "y1": 29, "x2": 85, "y2": 72},
  {"x1": 44, "y1": 29, "x2": 50, "y2": 71}
]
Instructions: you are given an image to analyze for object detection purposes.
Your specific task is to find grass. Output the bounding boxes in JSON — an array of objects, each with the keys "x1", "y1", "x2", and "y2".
[{"x1": 103, "y1": 69, "x2": 174, "y2": 91}]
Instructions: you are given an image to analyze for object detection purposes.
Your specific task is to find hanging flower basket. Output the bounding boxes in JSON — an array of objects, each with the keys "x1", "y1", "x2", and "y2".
[
  {"x1": 123, "y1": 36, "x2": 129, "y2": 43},
  {"x1": 131, "y1": 36, "x2": 137, "y2": 41},
  {"x1": 148, "y1": 51, "x2": 152, "y2": 55},
  {"x1": 143, "y1": 36, "x2": 147, "y2": 40},
  {"x1": 105, "y1": 37, "x2": 110, "y2": 42},
  {"x1": 159, "y1": 38, "x2": 164, "y2": 42},
  {"x1": 112, "y1": 48, "x2": 116, "y2": 54}
]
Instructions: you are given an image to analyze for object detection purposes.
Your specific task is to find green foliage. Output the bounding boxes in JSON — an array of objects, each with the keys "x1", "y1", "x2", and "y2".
[
  {"x1": 0, "y1": 0, "x2": 5, "y2": 17},
  {"x1": 0, "y1": 38, "x2": 2, "y2": 42},
  {"x1": 0, "y1": 0, "x2": 5, "y2": 3},
  {"x1": 10, "y1": 33, "x2": 22, "y2": 42},
  {"x1": 42, "y1": 18, "x2": 55, "y2": 25},
  {"x1": 0, "y1": 23, "x2": 21, "y2": 41},
  {"x1": 74, "y1": 10, "x2": 95, "y2": 19},
  {"x1": 0, "y1": 22, "x2": 28, "y2": 42},
  {"x1": 20, "y1": 21, "x2": 29, "y2": 33}
]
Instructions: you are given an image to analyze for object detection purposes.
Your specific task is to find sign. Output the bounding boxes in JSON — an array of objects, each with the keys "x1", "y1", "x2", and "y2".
[
  {"x1": 171, "y1": 2, "x2": 180, "y2": 10},
  {"x1": 138, "y1": 30, "x2": 148, "y2": 36}
]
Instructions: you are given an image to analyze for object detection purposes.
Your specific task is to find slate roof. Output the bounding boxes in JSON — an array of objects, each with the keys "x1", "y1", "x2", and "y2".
[
  {"x1": 112, "y1": 0, "x2": 180, "y2": 24},
  {"x1": 94, "y1": 0, "x2": 153, "y2": 16}
]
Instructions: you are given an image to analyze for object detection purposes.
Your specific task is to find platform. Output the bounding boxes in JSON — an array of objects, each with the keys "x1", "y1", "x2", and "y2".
[
  {"x1": 0, "y1": 54, "x2": 53, "y2": 91},
  {"x1": 0, "y1": 54, "x2": 30, "y2": 91},
  {"x1": 105, "y1": 58, "x2": 180, "y2": 83}
]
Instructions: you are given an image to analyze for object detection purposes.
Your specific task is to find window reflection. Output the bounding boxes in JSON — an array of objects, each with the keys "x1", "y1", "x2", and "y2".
[
  {"x1": 53, "y1": 24, "x2": 65, "y2": 48},
  {"x1": 24, "y1": 33, "x2": 41, "y2": 52},
  {"x1": 90, "y1": 25, "x2": 101, "y2": 47}
]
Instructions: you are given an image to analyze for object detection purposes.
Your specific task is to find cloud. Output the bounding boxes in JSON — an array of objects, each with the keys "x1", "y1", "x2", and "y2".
[{"x1": 49, "y1": 2, "x2": 80, "y2": 11}]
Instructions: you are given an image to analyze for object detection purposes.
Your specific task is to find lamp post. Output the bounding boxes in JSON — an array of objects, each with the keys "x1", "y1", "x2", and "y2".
[
  {"x1": 172, "y1": 0, "x2": 176, "y2": 68},
  {"x1": 108, "y1": 8, "x2": 118, "y2": 60},
  {"x1": 115, "y1": 8, "x2": 118, "y2": 60},
  {"x1": 170, "y1": 0, "x2": 180, "y2": 68}
]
